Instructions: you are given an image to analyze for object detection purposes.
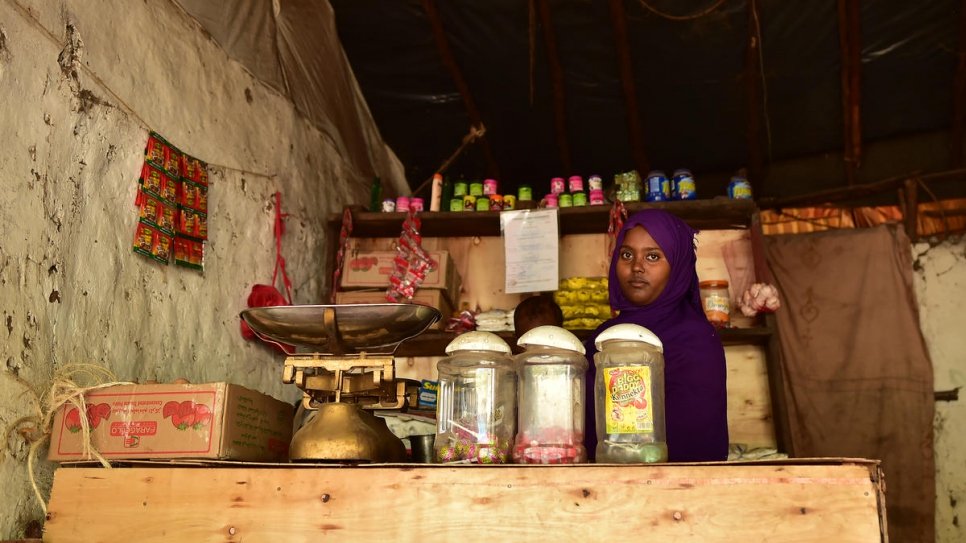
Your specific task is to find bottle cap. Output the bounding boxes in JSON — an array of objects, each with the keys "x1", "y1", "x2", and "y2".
[
  {"x1": 595, "y1": 323, "x2": 663, "y2": 352},
  {"x1": 517, "y1": 325, "x2": 585, "y2": 354},
  {"x1": 445, "y1": 331, "x2": 511, "y2": 355}
]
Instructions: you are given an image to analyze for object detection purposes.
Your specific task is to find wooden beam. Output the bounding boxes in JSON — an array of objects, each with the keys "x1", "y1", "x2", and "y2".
[
  {"x1": 744, "y1": 0, "x2": 765, "y2": 196},
  {"x1": 421, "y1": 0, "x2": 501, "y2": 179},
  {"x1": 952, "y1": 0, "x2": 966, "y2": 167},
  {"x1": 45, "y1": 463, "x2": 885, "y2": 542},
  {"x1": 837, "y1": 0, "x2": 862, "y2": 185},
  {"x1": 758, "y1": 167, "x2": 966, "y2": 210},
  {"x1": 535, "y1": 0, "x2": 572, "y2": 173},
  {"x1": 901, "y1": 177, "x2": 920, "y2": 240},
  {"x1": 607, "y1": 0, "x2": 650, "y2": 176}
]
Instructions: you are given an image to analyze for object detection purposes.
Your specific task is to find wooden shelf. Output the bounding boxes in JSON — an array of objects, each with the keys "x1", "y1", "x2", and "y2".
[
  {"x1": 332, "y1": 199, "x2": 758, "y2": 238},
  {"x1": 394, "y1": 326, "x2": 772, "y2": 357}
]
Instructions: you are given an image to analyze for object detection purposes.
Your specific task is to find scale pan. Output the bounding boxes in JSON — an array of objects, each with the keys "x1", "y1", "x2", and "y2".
[{"x1": 240, "y1": 304, "x2": 441, "y2": 353}]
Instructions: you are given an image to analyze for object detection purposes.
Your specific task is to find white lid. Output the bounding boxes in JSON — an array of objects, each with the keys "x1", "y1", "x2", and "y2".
[
  {"x1": 517, "y1": 325, "x2": 586, "y2": 355},
  {"x1": 594, "y1": 323, "x2": 663, "y2": 353},
  {"x1": 444, "y1": 331, "x2": 512, "y2": 355}
]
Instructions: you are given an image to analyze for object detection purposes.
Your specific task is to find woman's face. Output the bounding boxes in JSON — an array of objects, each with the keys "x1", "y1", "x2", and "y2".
[{"x1": 616, "y1": 226, "x2": 671, "y2": 306}]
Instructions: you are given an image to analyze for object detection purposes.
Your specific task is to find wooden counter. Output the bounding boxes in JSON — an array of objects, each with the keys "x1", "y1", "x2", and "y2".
[{"x1": 44, "y1": 458, "x2": 885, "y2": 542}]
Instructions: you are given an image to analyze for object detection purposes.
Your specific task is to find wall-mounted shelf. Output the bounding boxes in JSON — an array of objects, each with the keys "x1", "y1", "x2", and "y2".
[
  {"x1": 330, "y1": 199, "x2": 757, "y2": 238},
  {"x1": 394, "y1": 326, "x2": 772, "y2": 357}
]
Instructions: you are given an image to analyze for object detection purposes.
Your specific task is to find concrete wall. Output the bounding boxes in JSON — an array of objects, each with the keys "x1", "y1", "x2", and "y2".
[
  {"x1": 913, "y1": 237, "x2": 966, "y2": 543},
  {"x1": 0, "y1": 0, "x2": 400, "y2": 538}
]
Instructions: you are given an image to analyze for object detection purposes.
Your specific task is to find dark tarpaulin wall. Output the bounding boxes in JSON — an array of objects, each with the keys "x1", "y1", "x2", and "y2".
[
  {"x1": 174, "y1": 0, "x2": 410, "y2": 196},
  {"x1": 330, "y1": 0, "x2": 960, "y2": 199}
]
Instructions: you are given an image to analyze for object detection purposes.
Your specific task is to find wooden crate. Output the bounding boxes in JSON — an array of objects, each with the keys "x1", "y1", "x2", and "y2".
[{"x1": 45, "y1": 459, "x2": 885, "y2": 542}]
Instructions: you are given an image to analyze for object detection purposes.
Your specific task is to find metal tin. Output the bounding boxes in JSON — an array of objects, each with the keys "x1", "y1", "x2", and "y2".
[
  {"x1": 589, "y1": 189, "x2": 605, "y2": 205},
  {"x1": 453, "y1": 182, "x2": 468, "y2": 197},
  {"x1": 518, "y1": 185, "x2": 533, "y2": 201},
  {"x1": 550, "y1": 177, "x2": 566, "y2": 195},
  {"x1": 572, "y1": 192, "x2": 587, "y2": 207},
  {"x1": 483, "y1": 179, "x2": 499, "y2": 196},
  {"x1": 489, "y1": 194, "x2": 503, "y2": 211},
  {"x1": 645, "y1": 171, "x2": 670, "y2": 202},
  {"x1": 463, "y1": 194, "x2": 477, "y2": 211},
  {"x1": 381, "y1": 198, "x2": 396, "y2": 212},
  {"x1": 450, "y1": 198, "x2": 464, "y2": 212},
  {"x1": 559, "y1": 193, "x2": 573, "y2": 208},
  {"x1": 588, "y1": 175, "x2": 603, "y2": 191},
  {"x1": 568, "y1": 176, "x2": 584, "y2": 193},
  {"x1": 476, "y1": 196, "x2": 490, "y2": 212},
  {"x1": 469, "y1": 182, "x2": 484, "y2": 196},
  {"x1": 671, "y1": 169, "x2": 697, "y2": 200},
  {"x1": 503, "y1": 195, "x2": 517, "y2": 210},
  {"x1": 544, "y1": 193, "x2": 559, "y2": 208},
  {"x1": 410, "y1": 197, "x2": 425, "y2": 212},
  {"x1": 396, "y1": 196, "x2": 410, "y2": 212},
  {"x1": 728, "y1": 176, "x2": 753, "y2": 199}
]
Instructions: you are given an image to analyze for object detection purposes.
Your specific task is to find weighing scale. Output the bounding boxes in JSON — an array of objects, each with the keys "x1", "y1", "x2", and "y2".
[{"x1": 240, "y1": 304, "x2": 440, "y2": 463}]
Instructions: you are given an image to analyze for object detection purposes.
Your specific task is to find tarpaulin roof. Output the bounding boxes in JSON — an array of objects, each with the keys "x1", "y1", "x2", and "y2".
[{"x1": 180, "y1": 0, "x2": 965, "y2": 203}]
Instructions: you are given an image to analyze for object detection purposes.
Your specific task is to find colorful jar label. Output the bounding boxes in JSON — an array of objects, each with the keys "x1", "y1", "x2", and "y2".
[
  {"x1": 453, "y1": 182, "x2": 468, "y2": 197},
  {"x1": 469, "y1": 182, "x2": 484, "y2": 196},
  {"x1": 703, "y1": 293, "x2": 730, "y2": 323},
  {"x1": 604, "y1": 366, "x2": 654, "y2": 435}
]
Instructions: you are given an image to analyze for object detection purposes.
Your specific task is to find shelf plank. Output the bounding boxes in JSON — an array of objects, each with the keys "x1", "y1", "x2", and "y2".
[
  {"x1": 334, "y1": 199, "x2": 757, "y2": 238},
  {"x1": 394, "y1": 327, "x2": 771, "y2": 357}
]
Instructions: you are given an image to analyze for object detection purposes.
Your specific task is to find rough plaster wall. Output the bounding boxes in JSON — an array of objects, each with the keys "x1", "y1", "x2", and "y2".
[
  {"x1": 0, "y1": 0, "x2": 397, "y2": 538},
  {"x1": 913, "y1": 237, "x2": 966, "y2": 543}
]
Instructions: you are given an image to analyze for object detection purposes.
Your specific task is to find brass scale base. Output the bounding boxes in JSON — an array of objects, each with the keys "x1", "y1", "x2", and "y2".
[{"x1": 240, "y1": 304, "x2": 441, "y2": 463}]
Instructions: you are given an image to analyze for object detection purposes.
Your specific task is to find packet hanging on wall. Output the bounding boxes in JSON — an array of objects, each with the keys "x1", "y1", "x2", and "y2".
[{"x1": 133, "y1": 222, "x2": 173, "y2": 264}]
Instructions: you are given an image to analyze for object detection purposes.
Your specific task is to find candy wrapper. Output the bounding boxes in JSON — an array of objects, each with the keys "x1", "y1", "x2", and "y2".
[
  {"x1": 738, "y1": 283, "x2": 781, "y2": 317},
  {"x1": 385, "y1": 210, "x2": 437, "y2": 302},
  {"x1": 444, "y1": 310, "x2": 477, "y2": 334}
]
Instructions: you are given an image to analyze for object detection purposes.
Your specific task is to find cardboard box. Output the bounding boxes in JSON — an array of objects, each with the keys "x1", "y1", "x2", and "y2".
[
  {"x1": 341, "y1": 250, "x2": 461, "y2": 304},
  {"x1": 335, "y1": 288, "x2": 455, "y2": 326},
  {"x1": 48, "y1": 382, "x2": 293, "y2": 462}
]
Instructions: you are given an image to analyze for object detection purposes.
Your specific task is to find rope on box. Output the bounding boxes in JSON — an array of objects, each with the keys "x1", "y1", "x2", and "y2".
[{"x1": 2, "y1": 364, "x2": 133, "y2": 514}]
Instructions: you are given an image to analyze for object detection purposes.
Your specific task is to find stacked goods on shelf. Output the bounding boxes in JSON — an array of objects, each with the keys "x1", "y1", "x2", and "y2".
[
  {"x1": 337, "y1": 248, "x2": 461, "y2": 325},
  {"x1": 553, "y1": 277, "x2": 611, "y2": 330}
]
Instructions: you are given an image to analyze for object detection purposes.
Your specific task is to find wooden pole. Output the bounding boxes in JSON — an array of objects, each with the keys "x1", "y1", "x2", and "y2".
[
  {"x1": 744, "y1": 0, "x2": 765, "y2": 197},
  {"x1": 607, "y1": 0, "x2": 650, "y2": 176},
  {"x1": 836, "y1": 0, "x2": 862, "y2": 185},
  {"x1": 535, "y1": 0, "x2": 572, "y2": 174},
  {"x1": 901, "y1": 177, "x2": 920, "y2": 241},
  {"x1": 421, "y1": 0, "x2": 501, "y2": 179},
  {"x1": 952, "y1": 0, "x2": 966, "y2": 167}
]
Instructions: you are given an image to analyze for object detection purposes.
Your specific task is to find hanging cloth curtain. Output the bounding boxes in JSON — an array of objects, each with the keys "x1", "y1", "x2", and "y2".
[{"x1": 763, "y1": 224, "x2": 935, "y2": 543}]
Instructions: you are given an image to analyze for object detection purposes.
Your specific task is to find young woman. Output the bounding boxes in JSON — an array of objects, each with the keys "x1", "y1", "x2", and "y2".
[{"x1": 584, "y1": 209, "x2": 729, "y2": 462}]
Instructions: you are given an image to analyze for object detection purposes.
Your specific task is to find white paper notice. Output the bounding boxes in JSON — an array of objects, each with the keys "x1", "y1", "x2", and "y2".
[{"x1": 500, "y1": 209, "x2": 559, "y2": 293}]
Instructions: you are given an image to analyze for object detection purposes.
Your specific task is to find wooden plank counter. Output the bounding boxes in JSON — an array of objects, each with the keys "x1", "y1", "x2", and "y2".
[{"x1": 44, "y1": 459, "x2": 886, "y2": 542}]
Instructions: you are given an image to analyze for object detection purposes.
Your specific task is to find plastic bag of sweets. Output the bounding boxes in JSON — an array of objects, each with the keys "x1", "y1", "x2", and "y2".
[
  {"x1": 138, "y1": 163, "x2": 178, "y2": 205},
  {"x1": 180, "y1": 153, "x2": 209, "y2": 186},
  {"x1": 174, "y1": 237, "x2": 204, "y2": 270},
  {"x1": 177, "y1": 207, "x2": 208, "y2": 240},
  {"x1": 133, "y1": 222, "x2": 173, "y2": 264},
  {"x1": 138, "y1": 193, "x2": 176, "y2": 235}
]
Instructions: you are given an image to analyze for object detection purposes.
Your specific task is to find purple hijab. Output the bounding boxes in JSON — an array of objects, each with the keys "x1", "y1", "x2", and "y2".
[{"x1": 583, "y1": 209, "x2": 729, "y2": 462}]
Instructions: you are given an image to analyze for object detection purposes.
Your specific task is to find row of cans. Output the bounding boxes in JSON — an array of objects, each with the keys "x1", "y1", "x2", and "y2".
[
  {"x1": 449, "y1": 194, "x2": 519, "y2": 212},
  {"x1": 643, "y1": 169, "x2": 698, "y2": 202}
]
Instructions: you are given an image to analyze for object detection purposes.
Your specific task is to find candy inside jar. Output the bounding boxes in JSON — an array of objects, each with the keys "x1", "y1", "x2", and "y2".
[
  {"x1": 434, "y1": 332, "x2": 517, "y2": 464},
  {"x1": 513, "y1": 326, "x2": 588, "y2": 465}
]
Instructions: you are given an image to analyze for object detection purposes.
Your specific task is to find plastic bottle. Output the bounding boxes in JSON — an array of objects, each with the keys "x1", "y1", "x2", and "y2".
[
  {"x1": 430, "y1": 173, "x2": 443, "y2": 211},
  {"x1": 369, "y1": 177, "x2": 382, "y2": 212},
  {"x1": 594, "y1": 323, "x2": 667, "y2": 463}
]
